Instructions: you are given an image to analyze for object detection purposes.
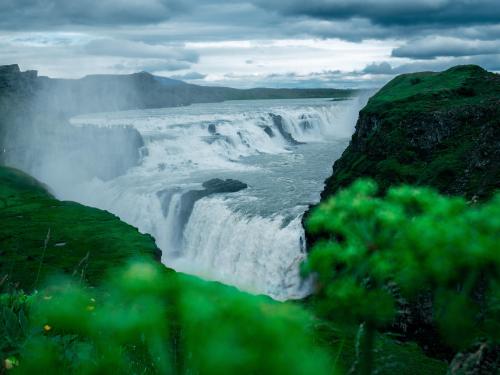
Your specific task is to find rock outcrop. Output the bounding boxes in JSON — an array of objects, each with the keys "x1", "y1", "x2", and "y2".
[
  {"x1": 269, "y1": 113, "x2": 304, "y2": 145},
  {"x1": 448, "y1": 341, "x2": 500, "y2": 375},
  {"x1": 157, "y1": 179, "x2": 248, "y2": 251},
  {"x1": 309, "y1": 65, "x2": 500, "y2": 365},
  {"x1": 321, "y1": 65, "x2": 500, "y2": 202},
  {"x1": 0, "y1": 65, "x2": 147, "y2": 182}
]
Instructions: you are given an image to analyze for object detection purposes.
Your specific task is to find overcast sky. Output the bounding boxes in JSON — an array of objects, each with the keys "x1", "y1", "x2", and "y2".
[{"x1": 1, "y1": 0, "x2": 499, "y2": 88}]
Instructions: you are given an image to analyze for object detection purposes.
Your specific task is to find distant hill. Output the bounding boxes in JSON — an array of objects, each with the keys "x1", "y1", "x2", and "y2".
[{"x1": 26, "y1": 66, "x2": 355, "y2": 115}]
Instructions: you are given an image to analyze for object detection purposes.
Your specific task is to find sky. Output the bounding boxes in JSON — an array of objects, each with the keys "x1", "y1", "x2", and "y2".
[{"x1": 0, "y1": 0, "x2": 499, "y2": 88}]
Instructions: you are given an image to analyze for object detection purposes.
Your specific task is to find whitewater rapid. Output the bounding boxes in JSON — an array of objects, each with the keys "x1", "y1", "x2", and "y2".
[{"x1": 35, "y1": 98, "x2": 365, "y2": 300}]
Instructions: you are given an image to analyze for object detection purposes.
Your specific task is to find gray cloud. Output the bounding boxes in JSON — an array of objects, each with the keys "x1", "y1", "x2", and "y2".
[
  {"x1": 362, "y1": 62, "x2": 395, "y2": 75},
  {"x1": 392, "y1": 37, "x2": 500, "y2": 59},
  {"x1": 114, "y1": 60, "x2": 192, "y2": 73},
  {"x1": 360, "y1": 54, "x2": 500, "y2": 76},
  {"x1": 84, "y1": 39, "x2": 198, "y2": 62},
  {"x1": 0, "y1": 0, "x2": 190, "y2": 28},
  {"x1": 255, "y1": 0, "x2": 500, "y2": 27},
  {"x1": 0, "y1": 0, "x2": 499, "y2": 88}
]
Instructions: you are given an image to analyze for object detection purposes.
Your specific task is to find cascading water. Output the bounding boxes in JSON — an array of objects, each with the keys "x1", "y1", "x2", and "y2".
[{"x1": 32, "y1": 97, "x2": 366, "y2": 300}]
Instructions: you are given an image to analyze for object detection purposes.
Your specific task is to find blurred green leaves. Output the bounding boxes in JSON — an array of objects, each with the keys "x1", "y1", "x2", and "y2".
[
  {"x1": 4, "y1": 260, "x2": 332, "y2": 375},
  {"x1": 304, "y1": 179, "x2": 500, "y2": 348}
]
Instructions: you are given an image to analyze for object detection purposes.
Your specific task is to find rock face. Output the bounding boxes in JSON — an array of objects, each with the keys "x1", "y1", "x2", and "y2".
[
  {"x1": 0, "y1": 65, "x2": 146, "y2": 182},
  {"x1": 321, "y1": 65, "x2": 500, "y2": 202},
  {"x1": 447, "y1": 341, "x2": 500, "y2": 375},
  {"x1": 157, "y1": 179, "x2": 248, "y2": 251},
  {"x1": 202, "y1": 178, "x2": 248, "y2": 193},
  {"x1": 269, "y1": 113, "x2": 304, "y2": 145}
]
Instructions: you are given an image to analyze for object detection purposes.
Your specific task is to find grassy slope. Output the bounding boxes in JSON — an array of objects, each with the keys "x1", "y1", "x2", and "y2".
[
  {"x1": 323, "y1": 65, "x2": 500, "y2": 200},
  {"x1": 0, "y1": 166, "x2": 159, "y2": 291}
]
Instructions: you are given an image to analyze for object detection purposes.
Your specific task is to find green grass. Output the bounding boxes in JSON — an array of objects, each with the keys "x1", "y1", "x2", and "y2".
[
  {"x1": 363, "y1": 65, "x2": 500, "y2": 118},
  {"x1": 0, "y1": 166, "x2": 159, "y2": 291}
]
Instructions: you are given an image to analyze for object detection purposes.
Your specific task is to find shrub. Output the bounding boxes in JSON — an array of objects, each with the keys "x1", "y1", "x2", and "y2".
[{"x1": 304, "y1": 180, "x2": 500, "y2": 373}]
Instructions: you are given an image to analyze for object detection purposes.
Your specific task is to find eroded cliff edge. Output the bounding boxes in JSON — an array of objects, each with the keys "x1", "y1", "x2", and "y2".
[{"x1": 320, "y1": 65, "x2": 499, "y2": 203}]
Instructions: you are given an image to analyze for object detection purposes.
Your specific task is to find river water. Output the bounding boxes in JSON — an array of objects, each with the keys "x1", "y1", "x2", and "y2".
[{"x1": 55, "y1": 97, "x2": 364, "y2": 300}]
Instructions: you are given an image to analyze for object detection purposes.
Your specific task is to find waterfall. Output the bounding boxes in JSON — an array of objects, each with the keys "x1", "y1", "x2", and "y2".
[
  {"x1": 177, "y1": 197, "x2": 311, "y2": 300},
  {"x1": 33, "y1": 98, "x2": 365, "y2": 300}
]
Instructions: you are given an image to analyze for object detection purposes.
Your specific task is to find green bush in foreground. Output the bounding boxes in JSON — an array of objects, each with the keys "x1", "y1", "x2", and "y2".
[
  {"x1": 1, "y1": 261, "x2": 331, "y2": 375},
  {"x1": 304, "y1": 180, "x2": 500, "y2": 374}
]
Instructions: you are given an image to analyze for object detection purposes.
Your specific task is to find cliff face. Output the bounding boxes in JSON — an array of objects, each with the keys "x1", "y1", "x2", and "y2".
[
  {"x1": 0, "y1": 65, "x2": 146, "y2": 182},
  {"x1": 309, "y1": 65, "x2": 500, "y2": 367},
  {"x1": 321, "y1": 65, "x2": 500, "y2": 202}
]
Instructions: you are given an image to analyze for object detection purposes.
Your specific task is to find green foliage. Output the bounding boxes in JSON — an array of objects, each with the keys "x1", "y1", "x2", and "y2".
[
  {"x1": 3, "y1": 260, "x2": 331, "y2": 375},
  {"x1": 304, "y1": 180, "x2": 500, "y2": 371}
]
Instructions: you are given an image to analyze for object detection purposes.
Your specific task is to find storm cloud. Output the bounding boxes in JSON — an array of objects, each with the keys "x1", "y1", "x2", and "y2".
[
  {"x1": 255, "y1": 0, "x2": 500, "y2": 28},
  {"x1": 392, "y1": 36, "x2": 500, "y2": 59},
  {"x1": 0, "y1": 0, "x2": 498, "y2": 87},
  {"x1": 0, "y1": 0, "x2": 188, "y2": 28}
]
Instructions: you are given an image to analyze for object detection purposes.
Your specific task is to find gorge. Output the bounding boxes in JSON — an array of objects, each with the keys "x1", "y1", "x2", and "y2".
[
  {"x1": 1, "y1": 63, "x2": 499, "y2": 374},
  {"x1": 0, "y1": 64, "x2": 364, "y2": 299}
]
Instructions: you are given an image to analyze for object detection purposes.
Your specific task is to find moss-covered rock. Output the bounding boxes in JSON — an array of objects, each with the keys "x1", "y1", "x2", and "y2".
[
  {"x1": 0, "y1": 165, "x2": 161, "y2": 291},
  {"x1": 322, "y1": 65, "x2": 500, "y2": 202}
]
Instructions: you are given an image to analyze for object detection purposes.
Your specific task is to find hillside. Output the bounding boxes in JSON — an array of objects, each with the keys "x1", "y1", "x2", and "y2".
[
  {"x1": 304, "y1": 65, "x2": 500, "y2": 374},
  {"x1": 321, "y1": 65, "x2": 500, "y2": 202},
  {"x1": 0, "y1": 165, "x2": 160, "y2": 291}
]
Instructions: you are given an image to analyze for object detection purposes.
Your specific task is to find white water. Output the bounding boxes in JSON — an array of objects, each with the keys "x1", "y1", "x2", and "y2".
[{"x1": 38, "y1": 97, "x2": 365, "y2": 300}]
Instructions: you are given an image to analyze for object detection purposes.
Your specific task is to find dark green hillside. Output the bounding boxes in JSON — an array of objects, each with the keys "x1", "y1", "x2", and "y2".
[
  {"x1": 322, "y1": 65, "x2": 500, "y2": 201},
  {"x1": 0, "y1": 166, "x2": 160, "y2": 291}
]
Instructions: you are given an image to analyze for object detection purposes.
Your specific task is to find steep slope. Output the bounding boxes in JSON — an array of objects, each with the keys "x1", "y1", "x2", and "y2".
[
  {"x1": 321, "y1": 65, "x2": 500, "y2": 202},
  {"x1": 0, "y1": 165, "x2": 160, "y2": 291},
  {"x1": 305, "y1": 65, "x2": 500, "y2": 373}
]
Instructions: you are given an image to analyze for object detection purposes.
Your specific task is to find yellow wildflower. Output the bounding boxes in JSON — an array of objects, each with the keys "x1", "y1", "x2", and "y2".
[{"x1": 4, "y1": 356, "x2": 19, "y2": 370}]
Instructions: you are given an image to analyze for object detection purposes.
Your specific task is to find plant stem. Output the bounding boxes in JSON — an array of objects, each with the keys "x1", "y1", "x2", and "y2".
[
  {"x1": 34, "y1": 228, "x2": 50, "y2": 289},
  {"x1": 358, "y1": 322, "x2": 375, "y2": 375}
]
